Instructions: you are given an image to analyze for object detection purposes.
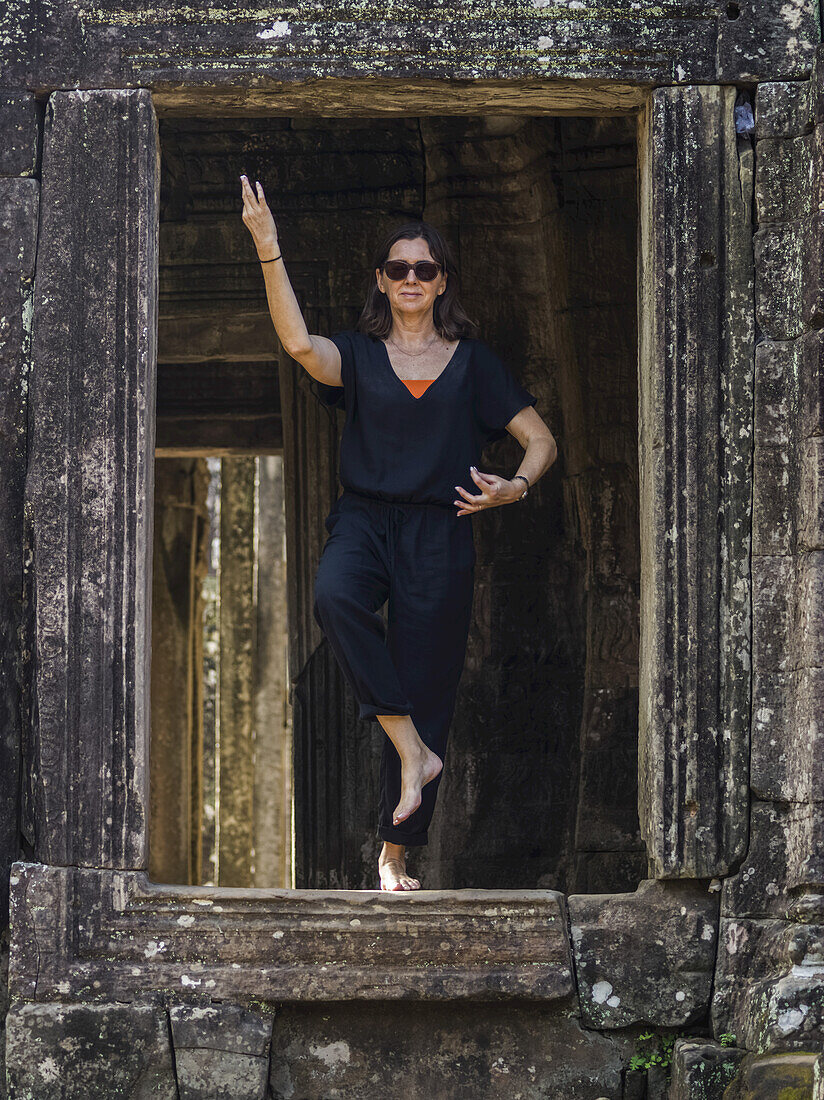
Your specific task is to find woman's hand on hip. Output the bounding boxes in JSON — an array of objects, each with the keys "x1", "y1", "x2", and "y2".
[
  {"x1": 453, "y1": 467, "x2": 522, "y2": 515},
  {"x1": 240, "y1": 175, "x2": 279, "y2": 259}
]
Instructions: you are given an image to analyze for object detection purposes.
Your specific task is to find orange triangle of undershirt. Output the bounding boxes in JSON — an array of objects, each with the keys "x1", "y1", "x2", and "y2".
[{"x1": 402, "y1": 379, "x2": 435, "y2": 398}]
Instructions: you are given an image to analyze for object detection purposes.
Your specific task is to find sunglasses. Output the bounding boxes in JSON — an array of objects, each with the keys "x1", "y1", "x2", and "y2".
[{"x1": 382, "y1": 259, "x2": 443, "y2": 282}]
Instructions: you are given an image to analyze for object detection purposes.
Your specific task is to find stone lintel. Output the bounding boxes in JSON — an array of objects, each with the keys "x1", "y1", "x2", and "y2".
[
  {"x1": 0, "y1": 1, "x2": 818, "y2": 94},
  {"x1": 7, "y1": 863, "x2": 575, "y2": 1005}
]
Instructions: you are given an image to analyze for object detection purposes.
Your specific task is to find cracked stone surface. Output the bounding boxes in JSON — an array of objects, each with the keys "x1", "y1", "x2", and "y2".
[
  {"x1": 4, "y1": 1002, "x2": 177, "y2": 1099},
  {"x1": 568, "y1": 880, "x2": 719, "y2": 1029},
  {"x1": 170, "y1": 1002, "x2": 274, "y2": 1100}
]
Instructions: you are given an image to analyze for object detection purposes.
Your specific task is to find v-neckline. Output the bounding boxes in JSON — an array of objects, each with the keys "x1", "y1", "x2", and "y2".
[{"x1": 379, "y1": 337, "x2": 464, "y2": 401}]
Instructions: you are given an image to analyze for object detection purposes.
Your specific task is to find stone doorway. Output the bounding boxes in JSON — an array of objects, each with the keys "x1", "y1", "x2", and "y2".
[
  {"x1": 149, "y1": 114, "x2": 642, "y2": 895},
  {"x1": 7, "y1": 75, "x2": 760, "y2": 1090}
]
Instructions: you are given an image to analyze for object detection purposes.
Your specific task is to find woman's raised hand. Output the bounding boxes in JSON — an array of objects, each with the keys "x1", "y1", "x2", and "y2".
[{"x1": 240, "y1": 175, "x2": 279, "y2": 260}]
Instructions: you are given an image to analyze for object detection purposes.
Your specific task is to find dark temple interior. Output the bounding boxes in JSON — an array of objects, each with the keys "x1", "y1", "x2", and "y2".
[{"x1": 150, "y1": 114, "x2": 642, "y2": 894}]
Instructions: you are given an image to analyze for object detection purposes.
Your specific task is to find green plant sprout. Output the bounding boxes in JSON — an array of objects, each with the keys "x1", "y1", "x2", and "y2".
[{"x1": 628, "y1": 1030, "x2": 678, "y2": 1072}]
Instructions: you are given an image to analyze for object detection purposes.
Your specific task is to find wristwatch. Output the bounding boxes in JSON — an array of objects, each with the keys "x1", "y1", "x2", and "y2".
[{"x1": 512, "y1": 474, "x2": 529, "y2": 501}]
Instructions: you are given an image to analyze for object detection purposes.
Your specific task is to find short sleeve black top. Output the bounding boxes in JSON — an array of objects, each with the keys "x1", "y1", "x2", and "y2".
[{"x1": 311, "y1": 330, "x2": 537, "y2": 507}]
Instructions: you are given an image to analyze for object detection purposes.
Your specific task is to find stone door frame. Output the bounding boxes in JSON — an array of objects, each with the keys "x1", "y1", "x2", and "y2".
[{"x1": 12, "y1": 78, "x2": 753, "y2": 999}]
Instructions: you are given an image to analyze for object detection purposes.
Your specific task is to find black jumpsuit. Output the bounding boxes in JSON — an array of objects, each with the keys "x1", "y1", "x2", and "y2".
[{"x1": 311, "y1": 329, "x2": 537, "y2": 847}]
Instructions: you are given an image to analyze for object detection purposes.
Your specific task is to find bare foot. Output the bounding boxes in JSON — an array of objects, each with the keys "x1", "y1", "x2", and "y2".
[
  {"x1": 393, "y1": 745, "x2": 442, "y2": 827},
  {"x1": 379, "y1": 843, "x2": 421, "y2": 891}
]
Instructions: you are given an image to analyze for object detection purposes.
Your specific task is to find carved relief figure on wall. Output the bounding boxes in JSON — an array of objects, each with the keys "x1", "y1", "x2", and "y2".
[{"x1": 240, "y1": 175, "x2": 557, "y2": 891}]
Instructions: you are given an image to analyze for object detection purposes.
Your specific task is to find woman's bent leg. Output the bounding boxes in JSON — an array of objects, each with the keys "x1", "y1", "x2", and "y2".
[{"x1": 312, "y1": 506, "x2": 413, "y2": 719}]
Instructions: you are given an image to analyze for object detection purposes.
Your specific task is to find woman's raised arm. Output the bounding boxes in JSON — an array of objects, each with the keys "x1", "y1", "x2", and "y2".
[{"x1": 240, "y1": 174, "x2": 342, "y2": 387}]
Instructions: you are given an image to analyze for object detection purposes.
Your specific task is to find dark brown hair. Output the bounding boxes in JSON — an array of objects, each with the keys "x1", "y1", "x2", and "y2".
[{"x1": 356, "y1": 221, "x2": 478, "y2": 341}]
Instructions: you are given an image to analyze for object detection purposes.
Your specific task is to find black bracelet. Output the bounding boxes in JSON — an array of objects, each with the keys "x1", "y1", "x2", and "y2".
[
  {"x1": 511, "y1": 474, "x2": 529, "y2": 502},
  {"x1": 259, "y1": 252, "x2": 282, "y2": 264}
]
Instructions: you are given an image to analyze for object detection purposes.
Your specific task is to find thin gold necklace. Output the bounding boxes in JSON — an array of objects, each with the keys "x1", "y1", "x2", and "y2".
[{"x1": 387, "y1": 332, "x2": 443, "y2": 357}]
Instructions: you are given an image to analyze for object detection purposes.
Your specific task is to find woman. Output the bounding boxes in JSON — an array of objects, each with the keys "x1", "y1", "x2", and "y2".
[{"x1": 240, "y1": 175, "x2": 558, "y2": 891}]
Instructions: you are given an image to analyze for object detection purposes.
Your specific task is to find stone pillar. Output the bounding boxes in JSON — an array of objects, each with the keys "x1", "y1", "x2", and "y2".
[
  {"x1": 712, "y1": 51, "x2": 824, "y2": 1058},
  {"x1": 25, "y1": 89, "x2": 159, "y2": 868},
  {"x1": 254, "y1": 455, "x2": 292, "y2": 888},
  {"x1": 149, "y1": 458, "x2": 210, "y2": 885},
  {"x1": 747, "y1": 70, "x2": 824, "y2": 900},
  {"x1": 217, "y1": 456, "x2": 256, "y2": 886},
  {"x1": 637, "y1": 85, "x2": 754, "y2": 878},
  {"x1": 0, "y1": 93, "x2": 41, "y2": 924},
  {"x1": 200, "y1": 458, "x2": 220, "y2": 884}
]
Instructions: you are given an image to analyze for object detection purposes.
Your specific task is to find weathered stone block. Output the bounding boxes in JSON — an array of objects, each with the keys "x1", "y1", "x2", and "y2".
[
  {"x1": 0, "y1": 177, "x2": 39, "y2": 275},
  {"x1": 0, "y1": 93, "x2": 41, "y2": 177},
  {"x1": 713, "y1": 918, "x2": 824, "y2": 1052},
  {"x1": 752, "y1": 326, "x2": 824, "y2": 800},
  {"x1": 169, "y1": 1001, "x2": 273, "y2": 1055},
  {"x1": 752, "y1": 666, "x2": 824, "y2": 801},
  {"x1": 753, "y1": 448, "x2": 798, "y2": 555},
  {"x1": 811, "y1": 43, "x2": 824, "y2": 126},
  {"x1": 26, "y1": 89, "x2": 159, "y2": 868},
  {"x1": 800, "y1": 330, "x2": 824, "y2": 438},
  {"x1": 4, "y1": 1002, "x2": 177, "y2": 1099},
  {"x1": 752, "y1": 554, "x2": 793, "y2": 672},
  {"x1": 755, "y1": 222, "x2": 806, "y2": 340},
  {"x1": 567, "y1": 880, "x2": 718, "y2": 1029},
  {"x1": 722, "y1": 801, "x2": 824, "y2": 919},
  {"x1": 752, "y1": 668, "x2": 790, "y2": 796},
  {"x1": 712, "y1": 917, "x2": 787, "y2": 1041},
  {"x1": 755, "y1": 81, "x2": 814, "y2": 139},
  {"x1": 796, "y1": 549, "x2": 824, "y2": 668},
  {"x1": 753, "y1": 339, "x2": 799, "y2": 557},
  {"x1": 717, "y1": 0, "x2": 818, "y2": 83},
  {"x1": 754, "y1": 339, "x2": 799, "y2": 448},
  {"x1": 799, "y1": 438, "x2": 824, "y2": 550},
  {"x1": 268, "y1": 1002, "x2": 623, "y2": 1100},
  {"x1": 638, "y1": 84, "x2": 753, "y2": 879},
  {"x1": 669, "y1": 1038, "x2": 746, "y2": 1100},
  {"x1": 646, "y1": 1064, "x2": 669, "y2": 1098},
  {"x1": 725, "y1": 1051, "x2": 819, "y2": 1097},
  {"x1": 803, "y1": 212, "x2": 824, "y2": 332},
  {"x1": 8, "y1": 864, "x2": 575, "y2": 1004},
  {"x1": 170, "y1": 1003, "x2": 274, "y2": 1100},
  {"x1": 755, "y1": 134, "x2": 814, "y2": 224}
]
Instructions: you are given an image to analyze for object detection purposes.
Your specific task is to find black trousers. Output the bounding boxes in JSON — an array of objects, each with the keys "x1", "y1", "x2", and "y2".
[{"x1": 312, "y1": 488, "x2": 475, "y2": 846}]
